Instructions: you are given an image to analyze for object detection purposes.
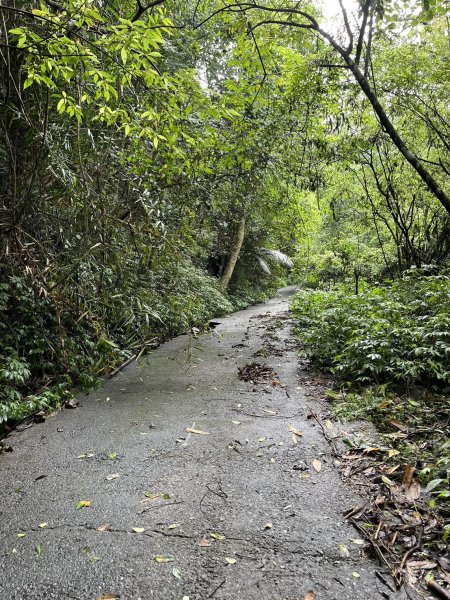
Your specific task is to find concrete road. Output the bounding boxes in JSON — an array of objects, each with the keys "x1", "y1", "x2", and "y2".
[{"x1": 0, "y1": 288, "x2": 412, "y2": 599}]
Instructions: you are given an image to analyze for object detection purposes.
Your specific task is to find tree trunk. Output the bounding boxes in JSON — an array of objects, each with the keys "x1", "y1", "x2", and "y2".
[
  {"x1": 219, "y1": 215, "x2": 245, "y2": 292},
  {"x1": 317, "y1": 25, "x2": 450, "y2": 216}
]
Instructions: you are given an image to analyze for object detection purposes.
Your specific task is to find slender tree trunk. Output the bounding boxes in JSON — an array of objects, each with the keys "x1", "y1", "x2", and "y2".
[{"x1": 219, "y1": 215, "x2": 245, "y2": 292}]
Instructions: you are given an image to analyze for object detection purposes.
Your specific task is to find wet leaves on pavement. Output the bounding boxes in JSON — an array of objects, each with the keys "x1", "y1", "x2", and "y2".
[
  {"x1": 154, "y1": 555, "x2": 175, "y2": 563},
  {"x1": 312, "y1": 459, "x2": 322, "y2": 472}
]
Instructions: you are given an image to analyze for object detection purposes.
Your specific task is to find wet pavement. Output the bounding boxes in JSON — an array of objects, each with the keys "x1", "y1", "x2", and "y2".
[{"x1": 0, "y1": 287, "x2": 413, "y2": 599}]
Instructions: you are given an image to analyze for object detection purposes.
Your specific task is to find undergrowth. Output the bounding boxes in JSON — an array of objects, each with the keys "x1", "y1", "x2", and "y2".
[
  {"x1": 0, "y1": 257, "x2": 266, "y2": 427},
  {"x1": 290, "y1": 269, "x2": 450, "y2": 509}
]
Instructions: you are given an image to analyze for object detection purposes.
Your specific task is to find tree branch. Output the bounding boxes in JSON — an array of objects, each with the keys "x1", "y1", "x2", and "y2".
[{"x1": 131, "y1": 0, "x2": 166, "y2": 23}]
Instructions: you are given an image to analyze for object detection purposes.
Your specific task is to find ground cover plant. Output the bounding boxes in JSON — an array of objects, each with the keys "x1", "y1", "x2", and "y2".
[{"x1": 291, "y1": 272, "x2": 450, "y2": 591}]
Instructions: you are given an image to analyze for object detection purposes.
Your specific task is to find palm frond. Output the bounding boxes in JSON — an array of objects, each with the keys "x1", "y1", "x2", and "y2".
[
  {"x1": 260, "y1": 248, "x2": 293, "y2": 268},
  {"x1": 257, "y1": 256, "x2": 272, "y2": 275}
]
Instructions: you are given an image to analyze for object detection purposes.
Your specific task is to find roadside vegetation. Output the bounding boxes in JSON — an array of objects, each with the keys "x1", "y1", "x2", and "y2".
[{"x1": 1, "y1": 0, "x2": 449, "y2": 592}]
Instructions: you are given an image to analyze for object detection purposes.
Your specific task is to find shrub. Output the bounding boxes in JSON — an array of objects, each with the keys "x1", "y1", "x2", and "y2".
[{"x1": 290, "y1": 270, "x2": 450, "y2": 386}]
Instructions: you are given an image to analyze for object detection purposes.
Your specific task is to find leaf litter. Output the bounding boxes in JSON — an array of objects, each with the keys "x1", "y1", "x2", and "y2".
[{"x1": 321, "y1": 391, "x2": 450, "y2": 594}]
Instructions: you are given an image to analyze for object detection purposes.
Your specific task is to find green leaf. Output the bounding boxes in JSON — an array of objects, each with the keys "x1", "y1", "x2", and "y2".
[
  {"x1": 424, "y1": 479, "x2": 444, "y2": 493},
  {"x1": 154, "y1": 555, "x2": 175, "y2": 563}
]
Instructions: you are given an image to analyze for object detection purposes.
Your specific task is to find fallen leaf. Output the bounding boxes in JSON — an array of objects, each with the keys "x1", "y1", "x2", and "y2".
[
  {"x1": 96, "y1": 524, "x2": 111, "y2": 532},
  {"x1": 387, "y1": 449, "x2": 400, "y2": 457},
  {"x1": 325, "y1": 420, "x2": 334, "y2": 430},
  {"x1": 172, "y1": 567, "x2": 182, "y2": 579},
  {"x1": 35, "y1": 543, "x2": 44, "y2": 556},
  {"x1": 109, "y1": 452, "x2": 118, "y2": 460},
  {"x1": 17, "y1": 533, "x2": 26, "y2": 538},
  {"x1": 288, "y1": 425, "x2": 303, "y2": 438},
  {"x1": 402, "y1": 465, "x2": 416, "y2": 487},
  {"x1": 198, "y1": 537, "x2": 212, "y2": 547},
  {"x1": 312, "y1": 459, "x2": 322, "y2": 472},
  {"x1": 390, "y1": 419, "x2": 407, "y2": 431},
  {"x1": 105, "y1": 473, "x2": 120, "y2": 481},
  {"x1": 304, "y1": 593, "x2": 316, "y2": 600},
  {"x1": 65, "y1": 398, "x2": 78, "y2": 409},
  {"x1": 338, "y1": 544, "x2": 350, "y2": 558},
  {"x1": 154, "y1": 555, "x2": 175, "y2": 563},
  {"x1": 351, "y1": 539, "x2": 365, "y2": 545},
  {"x1": 186, "y1": 427, "x2": 209, "y2": 435},
  {"x1": 132, "y1": 527, "x2": 145, "y2": 533},
  {"x1": 386, "y1": 465, "x2": 400, "y2": 475},
  {"x1": 162, "y1": 493, "x2": 171, "y2": 500},
  {"x1": 231, "y1": 420, "x2": 241, "y2": 425},
  {"x1": 77, "y1": 452, "x2": 94, "y2": 459},
  {"x1": 363, "y1": 446, "x2": 382, "y2": 454},
  {"x1": 210, "y1": 533, "x2": 225, "y2": 541},
  {"x1": 407, "y1": 560, "x2": 437, "y2": 570},
  {"x1": 168, "y1": 523, "x2": 179, "y2": 530},
  {"x1": 76, "y1": 500, "x2": 91, "y2": 510},
  {"x1": 258, "y1": 437, "x2": 266, "y2": 442},
  {"x1": 225, "y1": 557, "x2": 237, "y2": 564},
  {"x1": 38, "y1": 523, "x2": 48, "y2": 529},
  {"x1": 352, "y1": 572, "x2": 361, "y2": 578},
  {"x1": 404, "y1": 481, "x2": 421, "y2": 503},
  {"x1": 381, "y1": 475, "x2": 393, "y2": 486},
  {"x1": 97, "y1": 595, "x2": 116, "y2": 600}
]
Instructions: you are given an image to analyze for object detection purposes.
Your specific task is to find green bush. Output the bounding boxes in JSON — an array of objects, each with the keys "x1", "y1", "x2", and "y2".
[
  {"x1": 290, "y1": 270, "x2": 450, "y2": 386},
  {"x1": 0, "y1": 257, "x2": 236, "y2": 424}
]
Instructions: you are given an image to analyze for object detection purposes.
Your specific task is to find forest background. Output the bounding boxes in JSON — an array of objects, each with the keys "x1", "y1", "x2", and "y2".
[{"x1": 0, "y1": 0, "x2": 449, "y2": 515}]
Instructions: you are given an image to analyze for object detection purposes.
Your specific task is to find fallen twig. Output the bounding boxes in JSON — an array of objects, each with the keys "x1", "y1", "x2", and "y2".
[
  {"x1": 343, "y1": 503, "x2": 368, "y2": 520},
  {"x1": 427, "y1": 580, "x2": 450, "y2": 600},
  {"x1": 108, "y1": 354, "x2": 136, "y2": 378},
  {"x1": 308, "y1": 409, "x2": 340, "y2": 456},
  {"x1": 140, "y1": 500, "x2": 183, "y2": 514},
  {"x1": 209, "y1": 579, "x2": 226, "y2": 598},
  {"x1": 236, "y1": 409, "x2": 303, "y2": 419},
  {"x1": 349, "y1": 518, "x2": 392, "y2": 571}
]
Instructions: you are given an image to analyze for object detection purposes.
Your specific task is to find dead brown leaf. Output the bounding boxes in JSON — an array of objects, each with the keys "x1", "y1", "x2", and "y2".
[
  {"x1": 198, "y1": 537, "x2": 212, "y2": 547},
  {"x1": 304, "y1": 592, "x2": 316, "y2": 600},
  {"x1": 404, "y1": 481, "x2": 421, "y2": 503},
  {"x1": 407, "y1": 561, "x2": 437, "y2": 570},
  {"x1": 288, "y1": 425, "x2": 303, "y2": 438},
  {"x1": 312, "y1": 459, "x2": 322, "y2": 472},
  {"x1": 402, "y1": 465, "x2": 416, "y2": 487},
  {"x1": 390, "y1": 419, "x2": 407, "y2": 431},
  {"x1": 96, "y1": 524, "x2": 111, "y2": 532}
]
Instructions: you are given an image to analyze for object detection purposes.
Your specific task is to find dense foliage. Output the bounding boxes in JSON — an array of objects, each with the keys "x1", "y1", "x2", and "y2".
[
  {"x1": 291, "y1": 271, "x2": 450, "y2": 387},
  {"x1": 1, "y1": 0, "x2": 450, "y2": 429}
]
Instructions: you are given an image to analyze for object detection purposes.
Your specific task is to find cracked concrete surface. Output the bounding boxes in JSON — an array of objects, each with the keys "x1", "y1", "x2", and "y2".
[{"x1": 0, "y1": 287, "x2": 414, "y2": 600}]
